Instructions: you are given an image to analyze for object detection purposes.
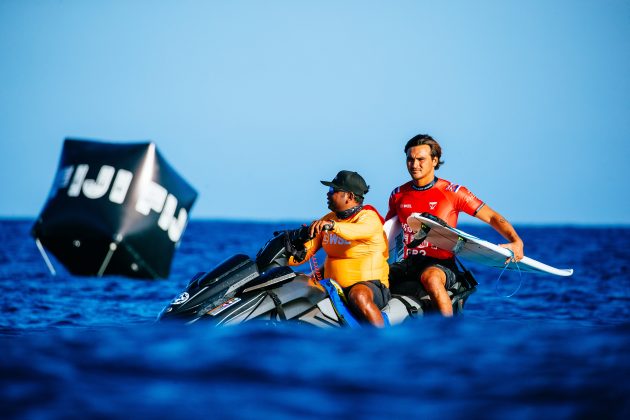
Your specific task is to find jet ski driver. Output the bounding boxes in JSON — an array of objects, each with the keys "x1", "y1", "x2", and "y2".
[{"x1": 288, "y1": 170, "x2": 391, "y2": 327}]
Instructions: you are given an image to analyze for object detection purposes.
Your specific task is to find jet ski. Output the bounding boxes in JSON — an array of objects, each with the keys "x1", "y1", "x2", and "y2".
[{"x1": 157, "y1": 226, "x2": 477, "y2": 327}]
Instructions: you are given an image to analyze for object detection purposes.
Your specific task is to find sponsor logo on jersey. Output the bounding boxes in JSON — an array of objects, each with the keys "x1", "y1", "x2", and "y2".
[
  {"x1": 401, "y1": 203, "x2": 412, "y2": 208},
  {"x1": 406, "y1": 249, "x2": 427, "y2": 256},
  {"x1": 402, "y1": 223, "x2": 414, "y2": 233},
  {"x1": 429, "y1": 201, "x2": 438, "y2": 210},
  {"x1": 445, "y1": 183, "x2": 461, "y2": 193},
  {"x1": 464, "y1": 191, "x2": 478, "y2": 203},
  {"x1": 323, "y1": 233, "x2": 351, "y2": 245}
]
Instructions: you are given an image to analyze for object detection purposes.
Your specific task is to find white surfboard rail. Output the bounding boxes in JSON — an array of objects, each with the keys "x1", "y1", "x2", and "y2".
[
  {"x1": 401, "y1": 213, "x2": 573, "y2": 277},
  {"x1": 383, "y1": 217, "x2": 404, "y2": 265}
]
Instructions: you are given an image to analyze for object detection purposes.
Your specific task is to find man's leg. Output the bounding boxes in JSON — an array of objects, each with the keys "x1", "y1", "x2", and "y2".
[
  {"x1": 420, "y1": 267, "x2": 453, "y2": 317},
  {"x1": 347, "y1": 284, "x2": 385, "y2": 327}
]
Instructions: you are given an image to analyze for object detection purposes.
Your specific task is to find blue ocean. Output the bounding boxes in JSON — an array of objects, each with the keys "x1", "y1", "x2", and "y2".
[{"x1": 1, "y1": 219, "x2": 628, "y2": 419}]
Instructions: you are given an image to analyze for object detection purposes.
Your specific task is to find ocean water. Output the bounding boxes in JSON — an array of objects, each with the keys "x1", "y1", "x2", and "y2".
[{"x1": 1, "y1": 219, "x2": 628, "y2": 419}]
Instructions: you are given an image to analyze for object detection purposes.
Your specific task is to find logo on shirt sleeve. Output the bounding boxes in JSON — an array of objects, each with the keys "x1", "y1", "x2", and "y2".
[
  {"x1": 445, "y1": 183, "x2": 461, "y2": 193},
  {"x1": 464, "y1": 191, "x2": 478, "y2": 203}
]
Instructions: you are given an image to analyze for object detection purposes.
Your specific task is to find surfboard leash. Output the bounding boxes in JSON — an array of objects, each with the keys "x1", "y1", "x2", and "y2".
[{"x1": 494, "y1": 250, "x2": 524, "y2": 298}]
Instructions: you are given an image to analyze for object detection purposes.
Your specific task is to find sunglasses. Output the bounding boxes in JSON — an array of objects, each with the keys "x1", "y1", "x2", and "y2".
[{"x1": 328, "y1": 186, "x2": 345, "y2": 194}]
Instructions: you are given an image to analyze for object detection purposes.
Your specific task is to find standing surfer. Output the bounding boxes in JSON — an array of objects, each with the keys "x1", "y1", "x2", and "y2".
[{"x1": 386, "y1": 134, "x2": 524, "y2": 316}]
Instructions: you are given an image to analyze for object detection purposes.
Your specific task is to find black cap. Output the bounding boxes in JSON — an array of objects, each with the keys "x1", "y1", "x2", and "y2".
[{"x1": 320, "y1": 170, "x2": 369, "y2": 198}]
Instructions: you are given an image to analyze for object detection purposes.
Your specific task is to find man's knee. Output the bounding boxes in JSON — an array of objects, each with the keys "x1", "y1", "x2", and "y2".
[
  {"x1": 348, "y1": 284, "x2": 374, "y2": 307},
  {"x1": 420, "y1": 267, "x2": 447, "y2": 292}
]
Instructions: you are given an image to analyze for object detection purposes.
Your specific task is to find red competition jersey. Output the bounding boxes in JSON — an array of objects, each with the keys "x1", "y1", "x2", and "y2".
[{"x1": 385, "y1": 178, "x2": 485, "y2": 259}]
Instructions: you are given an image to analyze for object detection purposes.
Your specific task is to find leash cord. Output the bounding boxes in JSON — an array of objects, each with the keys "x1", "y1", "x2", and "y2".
[{"x1": 494, "y1": 251, "x2": 524, "y2": 298}]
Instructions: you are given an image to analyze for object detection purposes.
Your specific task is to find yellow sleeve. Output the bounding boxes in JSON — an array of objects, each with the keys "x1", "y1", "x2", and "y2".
[
  {"x1": 333, "y1": 210, "x2": 382, "y2": 240},
  {"x1": 287, "y1": 231, "x2": 322, "y2": 266}
]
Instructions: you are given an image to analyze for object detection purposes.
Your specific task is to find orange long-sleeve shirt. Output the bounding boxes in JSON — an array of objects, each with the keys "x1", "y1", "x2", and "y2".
[{"x1": 289, "y1": 208, "x2": 389, "y2": 288}]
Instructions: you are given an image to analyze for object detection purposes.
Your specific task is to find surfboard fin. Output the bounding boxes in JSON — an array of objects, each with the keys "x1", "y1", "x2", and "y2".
[
  {"x1": 409, "y1": 223, "x2": 431, "y2": 248},
  {"x1": 452, "y1": 236, "x2": 466, "y2": 254}
]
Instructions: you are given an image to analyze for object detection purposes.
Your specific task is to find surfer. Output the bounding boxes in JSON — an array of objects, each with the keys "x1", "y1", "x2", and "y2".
[
  {"x1": 288, "y1": 170, "x2": 391, "y2": 327},
  {"x1": 386, "y1": 134, "x2": 524, "y2": 316}
]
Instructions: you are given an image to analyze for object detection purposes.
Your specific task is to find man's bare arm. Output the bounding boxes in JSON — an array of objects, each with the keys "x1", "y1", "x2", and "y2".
[{"x1": 475, "y1": 205, "x2": 524, "y2": 262}]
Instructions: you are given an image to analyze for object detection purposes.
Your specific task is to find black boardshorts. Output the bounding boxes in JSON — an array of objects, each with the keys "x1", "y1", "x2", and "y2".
[
  {"x1": 343, "y1": 280, "x2": 391, "y2": 310},
  {"x1": 388, "y1": 255, "x2": 458, "y2": 295}
]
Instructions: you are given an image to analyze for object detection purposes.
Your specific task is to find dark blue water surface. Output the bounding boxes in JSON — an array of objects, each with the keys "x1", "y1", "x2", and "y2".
[{"x1": 1, "y1": 220, "x2": 628, "y2": 419}]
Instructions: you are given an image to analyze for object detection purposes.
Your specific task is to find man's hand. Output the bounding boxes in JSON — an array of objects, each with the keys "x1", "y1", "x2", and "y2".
[
  {"x1": 499, "y1": 240, "x2": 524, "y2": 264},
  {"x1": 309, "y1": 219, "x2": 334, "y2": 238},
  {"x1": 476, "y1": 205, "x2": 524, "y2": 265}
]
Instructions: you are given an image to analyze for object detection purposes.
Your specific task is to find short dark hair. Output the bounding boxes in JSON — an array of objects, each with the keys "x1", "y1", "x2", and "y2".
[{"x1": 404, "y1": 134, "x2": 445, "y2": 170}]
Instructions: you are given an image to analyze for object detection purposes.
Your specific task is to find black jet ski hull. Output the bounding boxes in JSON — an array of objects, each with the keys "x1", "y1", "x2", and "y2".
[{"x1": 157, "y1": 229, "x2": 477, "y2": 327}]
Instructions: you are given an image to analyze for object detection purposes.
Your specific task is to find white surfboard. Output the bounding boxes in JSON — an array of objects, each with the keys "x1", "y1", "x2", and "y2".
[
  {"x1": 383, "y1": 217, "x2": 404, "y2": 265},
  {"x1": 406, "y1": 213, "x2": 573, "y2": 277}
]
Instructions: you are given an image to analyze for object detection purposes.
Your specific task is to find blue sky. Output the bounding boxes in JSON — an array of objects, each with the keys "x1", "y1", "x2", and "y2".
[{"x1": 1, "y1": 0, "x2": 628, "y2": 224}]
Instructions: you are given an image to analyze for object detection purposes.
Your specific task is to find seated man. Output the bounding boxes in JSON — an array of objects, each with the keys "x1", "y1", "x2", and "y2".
[
  {"x1": 387, "y1": 134, "x2": 524, "y2": 316},
  {"x1": 288, "y1": 170, "x2": 390, "y2": 327}
]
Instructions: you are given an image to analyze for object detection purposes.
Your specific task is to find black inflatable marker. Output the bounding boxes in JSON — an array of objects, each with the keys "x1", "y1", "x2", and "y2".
[{"x1": 32, "y1": 138, "x2": 197, "y2": 279}]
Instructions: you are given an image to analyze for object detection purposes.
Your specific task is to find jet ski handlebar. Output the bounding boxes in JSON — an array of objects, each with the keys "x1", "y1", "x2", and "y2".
[
  {"x1": 282, "y1": 225, "x2": 311, "y2": 263},
  {"x1": 262, "y1": 223, "x2": 332, "y2": 267}
]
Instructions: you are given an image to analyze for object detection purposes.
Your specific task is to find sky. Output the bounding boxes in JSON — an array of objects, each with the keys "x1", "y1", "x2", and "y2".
[{"x1": 1, "y1": 0, "x2": 628, "y2": 225}]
